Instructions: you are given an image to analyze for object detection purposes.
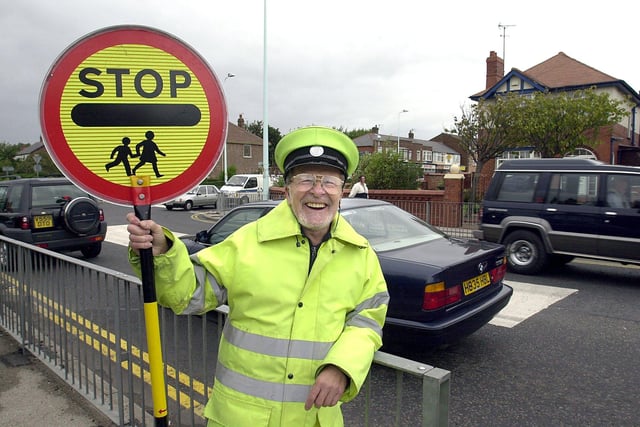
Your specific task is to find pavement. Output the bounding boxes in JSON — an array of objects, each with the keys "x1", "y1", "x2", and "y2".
[{"x1": 0, "y1": 327, "x2": 116, "y2": 427}]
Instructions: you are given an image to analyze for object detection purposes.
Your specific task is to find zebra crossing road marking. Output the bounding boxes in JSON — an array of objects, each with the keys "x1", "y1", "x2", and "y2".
[
  {"x1": 106, "y1": 224, "x2": 186, "y2": 247},
  {"x1": 106, "y1": 226, "x2": 578, "y2": 329},
  {"x1": 490, "y1": 281, "x2": 578, "y2": 328}
]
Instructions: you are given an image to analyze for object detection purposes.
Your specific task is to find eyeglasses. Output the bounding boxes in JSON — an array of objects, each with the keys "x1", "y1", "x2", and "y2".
[{"x1": 290, "y1": 174, "x2": 344, "y2": 194}]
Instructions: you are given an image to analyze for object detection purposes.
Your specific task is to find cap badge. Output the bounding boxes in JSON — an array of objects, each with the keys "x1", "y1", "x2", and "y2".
[{"x1": 309, "y1": 146, "x2": 324, "y2": 157}]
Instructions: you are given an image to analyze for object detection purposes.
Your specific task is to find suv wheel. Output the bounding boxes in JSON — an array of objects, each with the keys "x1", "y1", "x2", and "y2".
[
  {"x1": 63, "y1": 197, "x2": 101, "y2": 235},
  {"x1": 503, "y1": 230, "x2": 548, "y2": 275},
  {"x1": 81, "y1": 243, "x2": 102, "y2": 258}
]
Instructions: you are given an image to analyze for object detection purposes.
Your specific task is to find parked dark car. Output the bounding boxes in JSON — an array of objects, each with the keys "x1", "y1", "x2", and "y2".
[
  {"x1": 181, "y1": 198, "x2": 512, "y2": 346},
  {"x1": 0, "y1": 177, "x2": 107, "y2": 265},
  {"x1": 477, "y1": 158, "x2": 640, "y2": 274}
]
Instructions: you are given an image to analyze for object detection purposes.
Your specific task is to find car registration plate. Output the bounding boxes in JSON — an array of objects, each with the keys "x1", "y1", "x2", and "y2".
[
  {"x1": 33, "y1": 215, "x2": 53, "y2": 229},
  {"x1": 462, "y1": 272, "x2": 491, "y2": 296}
]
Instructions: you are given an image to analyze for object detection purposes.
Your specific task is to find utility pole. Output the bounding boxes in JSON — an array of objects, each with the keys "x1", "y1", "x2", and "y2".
[
  {"x1": 223, "y1": 73, "x2": 235, "y2": 184},
  {"x1": 498, "y1": 23, "x2": 516, "y2": 69}
]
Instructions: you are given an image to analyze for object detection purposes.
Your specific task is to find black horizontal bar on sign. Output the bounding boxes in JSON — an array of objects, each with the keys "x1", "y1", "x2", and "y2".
[{"x1": 71, "y1": 103, "x2": 201, "y2": 127}]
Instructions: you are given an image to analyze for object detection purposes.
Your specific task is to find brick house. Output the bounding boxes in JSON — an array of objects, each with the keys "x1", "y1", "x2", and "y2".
[
  {"x1": 14, "y1": 138, "x2": 46, "y2": 161},
  {"x1": 471, "y1": 51, "x2": 640, "y2": 179},
  {"x1": 209, "y1": 114, "x2": 266, "y2": 178},
  {"x1": 428, "y1": 132, "x2": 473, "y2": 173},
  {"x1": 352, "y1": 125, "x2": 461, "y2": 175}
]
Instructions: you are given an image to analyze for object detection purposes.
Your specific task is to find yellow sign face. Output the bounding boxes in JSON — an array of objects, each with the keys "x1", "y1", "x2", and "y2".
[
  {"x1": 40, "y1": 26, "x2": 227, "y2": 205},
  {"x1": 60, "y1": 44, "x2": 209, "y2": 185}
]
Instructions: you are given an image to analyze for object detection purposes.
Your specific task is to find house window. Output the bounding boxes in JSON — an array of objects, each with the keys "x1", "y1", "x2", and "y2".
[
  {"x1": 423, "y1": 151, "x2": 432, "y2": 162},
  {"x1": 243, "y1": 145, "x2": 252, "y2": 158},
  {"x1": 496, "y1": 149, "x2": 538, "y2": 168},
  {"x1": 564, "y1": 148, "x2": 597, "y2": 159}
]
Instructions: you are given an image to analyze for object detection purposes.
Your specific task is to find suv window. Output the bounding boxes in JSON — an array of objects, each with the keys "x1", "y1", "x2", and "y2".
[
  {"x1": 546, "y1": 173, "x2": 598, "y2": 205},
  {"x1": 7, "y1": 184, "x2": 24, "y2": 213},
  {"x1": 0, "y1": 186, "x2": 8, "y2": 212},
  {"x1": 32, "y1": 184, "x2": 88, "y2": 208},
  {"x1": 606, "y1": 174, "x2": 640, "y2": 208},
  {"x1": 496, "y1": 173, "x2": 539, "y2": 202}
]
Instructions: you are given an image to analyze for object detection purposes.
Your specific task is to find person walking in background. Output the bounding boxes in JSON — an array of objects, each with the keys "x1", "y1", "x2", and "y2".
[
  {"x1": 349, "y1": 175, "x2": 369, "y2": 198},
  {"x1": 125, "y1": 126, "x2": 389, "y2": 426}
]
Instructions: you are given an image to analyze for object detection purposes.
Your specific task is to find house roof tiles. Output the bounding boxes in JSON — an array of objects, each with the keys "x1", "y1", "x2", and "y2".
[{"x1": 523, "y1": 52, "x2": 617, "y2": 88}]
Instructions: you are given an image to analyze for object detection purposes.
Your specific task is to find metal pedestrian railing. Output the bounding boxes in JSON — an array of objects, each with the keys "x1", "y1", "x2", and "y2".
[
  {"x1": 216, "y1": 192, "x2": 266, "y2": 213},
  {"x1": 0, "y1": 237, "x2": 450, "y2": 427}
]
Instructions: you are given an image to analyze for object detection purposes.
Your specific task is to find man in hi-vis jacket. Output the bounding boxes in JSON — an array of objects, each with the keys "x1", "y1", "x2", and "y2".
[{"x1": 126, "y1": 126, "x2": 389, "y2": 427}]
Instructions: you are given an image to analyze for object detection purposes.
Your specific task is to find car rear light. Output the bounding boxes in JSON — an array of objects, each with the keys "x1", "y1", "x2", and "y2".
[
  {"x1": 20, "y1": 216, "x2": 30, "y2": 230},
  {"x1": 490, "y1": 257, "x2": 507, "y2": 283},
  {"x1": 423, "y1": 281, "x2": 462, "y2": 310},
  {"x1": 99, "y1": 209, "x2": 105, "y2": 222}
]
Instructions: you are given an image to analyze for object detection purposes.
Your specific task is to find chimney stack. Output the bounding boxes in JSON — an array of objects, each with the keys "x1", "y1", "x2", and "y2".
[
  {"x1": 371, "y1": 125, "x2": 379, "y2": 134},
  {"x1": 486, "y1": 51, "x2": 504, "y2": 89},
  {"x1": 237, "y1": 113, "x2": 245, "y2": 128},
  {"x1": 408, "y1": 129, "x2": 414, "y2": 139}
]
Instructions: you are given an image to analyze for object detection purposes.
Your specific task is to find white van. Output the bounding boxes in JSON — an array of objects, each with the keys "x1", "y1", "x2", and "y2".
[{"x1": 219, "y1": 174, "x2": 271, "y2": 205}]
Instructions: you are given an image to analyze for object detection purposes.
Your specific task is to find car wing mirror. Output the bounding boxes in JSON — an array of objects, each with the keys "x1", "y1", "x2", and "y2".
[{"x1": 195, "y1": 230, "x2": 209, "y2": 243}]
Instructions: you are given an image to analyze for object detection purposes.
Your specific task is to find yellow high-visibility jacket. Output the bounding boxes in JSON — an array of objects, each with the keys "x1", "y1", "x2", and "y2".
[{"x1": 130, "y1": 200, "x2": 389, "y2": 427}]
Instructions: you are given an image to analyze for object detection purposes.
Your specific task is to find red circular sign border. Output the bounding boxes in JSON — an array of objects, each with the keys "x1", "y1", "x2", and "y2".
[{"x1": 40, "y1": 25, "x2": 227, "y2": 205}]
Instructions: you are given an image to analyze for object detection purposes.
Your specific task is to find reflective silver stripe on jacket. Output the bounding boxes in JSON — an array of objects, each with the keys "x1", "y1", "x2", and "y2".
[
  {"x1": 181, "y1": 257, "x2": 227, "y2": 315},
  {"x1": 223, "y1": 322, "x2": 332, "y2": 360},
  {"x1": 216, "y1": 361, "x2": 311, "y2": 402},
  {"x1": 345, "y1": 291, "x2": 389, "y2": 337}
]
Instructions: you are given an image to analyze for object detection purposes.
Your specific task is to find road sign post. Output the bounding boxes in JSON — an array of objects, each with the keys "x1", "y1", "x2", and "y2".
[{"x1": 40, "y1": 25, "x2": 227, "y2": 426}]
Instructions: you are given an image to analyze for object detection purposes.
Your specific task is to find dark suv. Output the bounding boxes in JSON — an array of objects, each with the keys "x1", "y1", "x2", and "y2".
[
  {"x1": 477, "y1": 158, "x2": 640, "y2": 274},
  {"x1": 0, "y1": 177, "x2": 107, "y2": 260}
]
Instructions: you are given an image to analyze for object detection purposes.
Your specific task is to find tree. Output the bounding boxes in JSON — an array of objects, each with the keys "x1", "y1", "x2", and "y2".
[
  {"x1": 355, "y1": 151, "x2": 422, "y2": 190},
  {"x1": 246, "y1": 120, "x2": 283, "y2": 172},
  {"x1": 0, "y1": 143, "x2": 24, "y2": 177},
  {"x1": 333, "y1": 126, "x2": 370, "y2": 139},
  {"x1": 449, "y1": 97, "x2": 516, "y2": 202},
  {"x1": 508, "y1": 89, "x2": 628, "y2": 157},
  {"x1": 449, "y1": 89, "x2": 629, "y2": 201}
]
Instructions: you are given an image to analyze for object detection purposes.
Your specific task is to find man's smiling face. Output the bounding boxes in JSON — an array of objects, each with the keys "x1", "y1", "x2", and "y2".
[{"x1": 285, "y1": 165, "x2": 344, "y2": 237}]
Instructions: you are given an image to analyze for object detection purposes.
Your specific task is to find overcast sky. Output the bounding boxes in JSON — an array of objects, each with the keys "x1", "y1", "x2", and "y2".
[{"x1": 3, "y1": 0, "x2": 639, "y2": 145}]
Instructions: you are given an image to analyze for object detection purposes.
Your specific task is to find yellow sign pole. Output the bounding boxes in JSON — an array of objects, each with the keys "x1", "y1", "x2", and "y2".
[{"x1": 131, "y1": 176, "x2": 168, "y2": 427}]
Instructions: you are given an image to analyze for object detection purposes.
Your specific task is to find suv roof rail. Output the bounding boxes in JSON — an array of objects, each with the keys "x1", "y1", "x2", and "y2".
[{"x1": 499, "y1": 158, "x2": 605, "y2": 170}]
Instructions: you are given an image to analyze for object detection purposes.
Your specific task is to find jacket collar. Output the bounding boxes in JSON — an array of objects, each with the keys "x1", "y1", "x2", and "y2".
[{"x1": 256, "y1": 200, "x2": 369, "y2": 248}]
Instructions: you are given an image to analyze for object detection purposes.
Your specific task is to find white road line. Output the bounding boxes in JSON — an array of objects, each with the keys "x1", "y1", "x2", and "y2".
[
  {"x1": 490, "y1": 281, "x2": 578, "y2": 328},
  {"x1": 106, "y1": 227, "x2": 577, "y2": 329},
  {"x1": 106, "y1": 225, "x2": 186, "y2": 247}
]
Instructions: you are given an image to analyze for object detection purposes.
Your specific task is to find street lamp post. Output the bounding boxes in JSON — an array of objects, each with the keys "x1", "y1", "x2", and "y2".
[
  {"x1": 397, "y1": 109, "x2": 408, "y2": 155},
  {"x1": 223, "y1": 73, "x2": 235, "y2": 183}
]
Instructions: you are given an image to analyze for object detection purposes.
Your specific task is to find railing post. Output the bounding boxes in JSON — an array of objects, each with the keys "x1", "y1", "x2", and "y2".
[{"x1": 422, "y1": 367, "x2": 451, "y2": 427}]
